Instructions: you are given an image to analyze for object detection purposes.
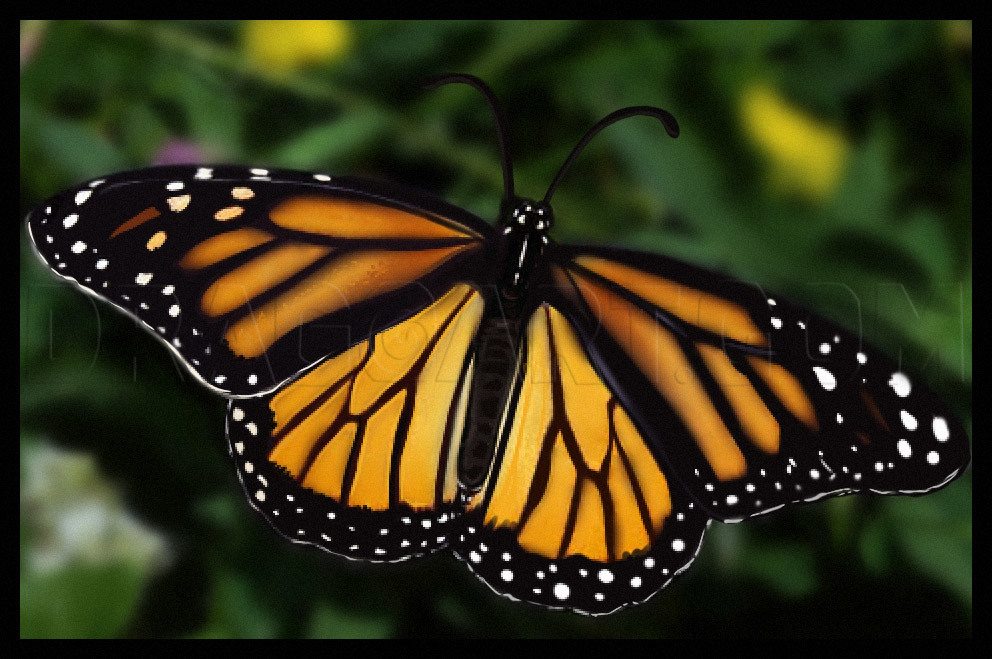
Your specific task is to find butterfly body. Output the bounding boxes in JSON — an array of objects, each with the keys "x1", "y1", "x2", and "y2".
[
  {"x1": 27, "y1": 79, "x2": 969, "y2": 615},
  {"x1": 459, "y1": 198, "x2": 556, "y2": 490}
]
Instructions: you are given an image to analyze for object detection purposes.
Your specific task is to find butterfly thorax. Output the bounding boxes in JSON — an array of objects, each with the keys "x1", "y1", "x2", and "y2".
[{"x1": 495, "y1": 198, "x2": 553, "y2": 309}]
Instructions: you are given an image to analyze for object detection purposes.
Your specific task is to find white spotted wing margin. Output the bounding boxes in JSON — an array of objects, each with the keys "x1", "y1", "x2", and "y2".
[
  {"x1": 226, "y1": 396, "x2": 465, "y2": 563},
  {"x1": 453, "y1": 506, "x2": 710, "y2": 616}
]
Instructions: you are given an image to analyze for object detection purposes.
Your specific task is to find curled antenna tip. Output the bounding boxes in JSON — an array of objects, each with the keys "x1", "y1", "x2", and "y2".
[
  {"x1": 660, "y1": 112, "x2": 680, "y2": 138},
  {"x1": 631, "y1": 106, "x2": 680, "y2": 138},
  {"x1": 421, "y1": 73, "x2": 483, "y2": 91},
  {"x1": 543, "y1": 104, "x2": 681, "y2": 204}
]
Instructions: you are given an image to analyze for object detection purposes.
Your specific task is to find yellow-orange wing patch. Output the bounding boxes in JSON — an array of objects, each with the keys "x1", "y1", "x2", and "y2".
[
  {"x1": 457, "y1": 305, "x2": 708, "y2": 613},
  {"x1": 180, "y1": 217, "x2": 478, "y2": 358},
  {"x1": 227, "y1": 284, "x2": 483, "y2": 561},
  {"x1": 270, "y1": 196, "x2": 484, "y2": 240},
  {"x1": 558, "y1": 262, "x2": 818, "y2": 484}
]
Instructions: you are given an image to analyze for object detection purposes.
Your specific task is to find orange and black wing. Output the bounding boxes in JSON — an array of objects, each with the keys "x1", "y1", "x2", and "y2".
[
  {"x1": 27, "y1": 166, "x2": 490, "y2": 397},
  {"x1": 457, "y1": 305, "x2": 709, "y2": 614},
  {"x1": 28, "y1": 165, "x2": 492, "y2": 561},
  {"x1": 228, "y1": 284, "x2": 485, "y2": 560},
  {"x1": 545, "y1": 244, "x2": 970, "y2": 522}
]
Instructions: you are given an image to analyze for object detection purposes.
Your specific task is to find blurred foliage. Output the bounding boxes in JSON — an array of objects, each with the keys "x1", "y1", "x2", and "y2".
[{"x1": 20, "y1": 20, "x2": 971, "y2": 638}]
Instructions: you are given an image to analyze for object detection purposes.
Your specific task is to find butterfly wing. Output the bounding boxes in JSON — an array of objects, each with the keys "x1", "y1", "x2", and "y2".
[
  {"x1": 27, "y1": 166, "x2": 494, "y2": 561},
  {"x1": 228, "y1": 284, "x2": 485, "y2": 561},
  {"x1": 26, "y1": 166, "x2": 491, "y2": 397},
  {"x1": 456, "y1": 304, "x2": 709, "y2": 614},
  {"x1": 547, "y1": 244, "x2": 970, "y2": 522}
]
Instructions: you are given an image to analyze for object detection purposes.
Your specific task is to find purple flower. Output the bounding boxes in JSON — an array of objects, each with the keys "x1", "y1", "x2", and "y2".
[{"x1": 154, "y1": 140, "x2": 206, "y2": 166}]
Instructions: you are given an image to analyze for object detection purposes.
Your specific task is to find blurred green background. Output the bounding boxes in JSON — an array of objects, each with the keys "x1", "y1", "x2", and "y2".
[{"x1": 20, "y1": 20, "x2": 971, "y2": 638}]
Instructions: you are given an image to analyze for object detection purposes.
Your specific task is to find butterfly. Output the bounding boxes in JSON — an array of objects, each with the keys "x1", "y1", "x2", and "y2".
[{"x1": 25, "y1": 74, "x2": 970, "y2": 615}]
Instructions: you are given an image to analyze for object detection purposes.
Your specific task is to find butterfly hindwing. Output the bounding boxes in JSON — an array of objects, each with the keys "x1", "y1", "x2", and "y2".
[
  {"x1": 227, "y1": 284, "x2": 485, "y2": 561},
  {"x1": 27, "y1": 166, "x2": 490, "y2": 397},
  {"x1": 456, "y1": 304, "x2": 709, "y2": 614},
  {"x1": 548, "y1": 245, "x2": 969, "y2": 522}
]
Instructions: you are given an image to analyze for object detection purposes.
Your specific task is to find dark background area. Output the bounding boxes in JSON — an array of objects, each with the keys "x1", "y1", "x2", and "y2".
[{"x1": 20, "y1": 20, "x2": 971, "y2": 638}]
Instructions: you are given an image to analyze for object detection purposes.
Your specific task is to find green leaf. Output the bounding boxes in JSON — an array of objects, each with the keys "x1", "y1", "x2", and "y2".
[
  {"x1": 20, "y1": 562, "x2": 147, "y2": 638},
  {"x1": 307, "y1": 602, "x2": 392, "y2": 639},
  {"x1": 742, "y1": 542, "x2": 820, "y2": 599},
  {"x1": 192, "y1": 571, "x2": 278, "y2": 639},
  {"x1": 272, "y1": 111, "x2": 391, "y2": 170},
  {"x1": 886, "y1": 487, "x2": 972, "y2": 607},
  {"x1": 34, "y1": 114, "x2": 128, "y2": 181}
]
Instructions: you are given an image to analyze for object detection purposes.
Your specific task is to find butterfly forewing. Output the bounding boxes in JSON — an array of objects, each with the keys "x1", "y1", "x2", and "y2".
[
  {"x1": 27, "y1": 166, "x2": 489, "y2": 397},
  {"x1": 456, "y1": 304, "x2": 709, "y2": 614},
  {"x1": 549, "y1": 245, "x2": 970, "y2": 521}
]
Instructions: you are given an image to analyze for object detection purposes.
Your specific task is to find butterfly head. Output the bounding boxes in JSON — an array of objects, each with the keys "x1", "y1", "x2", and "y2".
[{"x1": 503, "y1": 198, "x2": 554, "y2": 234}]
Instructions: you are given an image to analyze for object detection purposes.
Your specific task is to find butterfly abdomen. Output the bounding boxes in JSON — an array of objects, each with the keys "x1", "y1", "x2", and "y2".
[{"x1": 458, "y1": 316, "x2": 521, "y2": 490}]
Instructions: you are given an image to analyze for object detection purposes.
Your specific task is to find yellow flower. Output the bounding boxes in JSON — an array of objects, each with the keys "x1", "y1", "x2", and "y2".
[
  {"x1": 944, "y1": 20, "x2": 971, "y2": 51},
  {"x1": 740, "y1": 82, "x2": 849, "y2": 202},
  {"x1": 242, "y1": 20, "x2": 351, "y2": 74}
]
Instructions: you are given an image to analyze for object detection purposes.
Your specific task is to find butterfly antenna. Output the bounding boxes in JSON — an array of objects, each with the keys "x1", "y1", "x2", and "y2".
[
  {"x1": 423, "y1": 73, "x2": 515, "y2": 205},
  {"x1": 543, "y1": 106, "x2": 679, "y2": 204}
]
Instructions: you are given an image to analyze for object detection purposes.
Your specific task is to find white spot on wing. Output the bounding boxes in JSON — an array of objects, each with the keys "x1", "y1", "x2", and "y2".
[
  {"x1": 813, "y1": 366, "x2": 837, "y2": 391},
  {"x1": 889, "y1": 373, "x2": 911, "y2": 398},
  {"x1": 900, "y1": 410, "x2": 918, "y2": 431},
  {"x1": 932, "y1": 416, "x2": 950, "y2": 441}
]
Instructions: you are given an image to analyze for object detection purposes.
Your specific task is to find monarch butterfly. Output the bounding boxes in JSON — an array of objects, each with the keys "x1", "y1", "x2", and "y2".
[{"x1": 25, "y1": 74, "x2": 970, "y2": 616}]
